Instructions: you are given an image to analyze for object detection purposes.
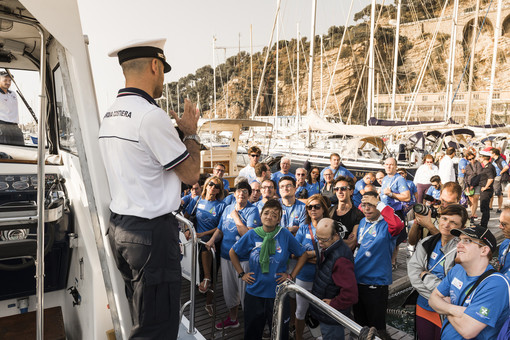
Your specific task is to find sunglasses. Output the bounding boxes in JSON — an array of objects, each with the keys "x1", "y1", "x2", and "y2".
[
  {"x1": 334, "y1": 186, "x2": 350, "y2": 192},
  {"x1": 306, "y1": 204, "x2": 322, "y2": 210},
  {"x1": 250, "y1": 154, "x2": 261, "y2": 158},
  {"x1": 468, "y1": 158, "x2": 474, "y2": 161},
  {"x1": 208, "y1": 182, "x2": 221, "y2": 189}
]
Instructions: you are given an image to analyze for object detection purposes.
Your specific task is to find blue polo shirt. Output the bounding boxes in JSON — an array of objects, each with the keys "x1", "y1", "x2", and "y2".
[
  {"x1": 294, "y1": 223, "x2": 317, "y2": 282},
  {"x1": 437, "y1": 264, "x2": 510, "y2": 340},
  {"x1": 222, "y1": 178, "x2": 230, "y2": 192},
  {"x1": 417, "y1": 240, "x2": 446, "y2": 311},
  {"x1": 426, "y1": 186, "x2": 441, "y2": 200},
  {"x1": 354, "y1": 216, "x2": 398, "y2": 285},
  {"x1": 185, "y1": 197, "x2": 226, "y2": 233},
  {"x1": 295, "y1": 183, "x2": 314, "y2": 199},
  {"x1": 353, "y1": 179, "x2": 367, "y2": 208},
  {"x1": 218, "y1": 202, "x2": 261, "y2": 261},
  {"x1": 223, "y1": 194, "x2": 236, "y2": 206},
  {"x1": 499, "y1": 239, "x2": 510, "y2": 276},
  {"x1": 319, "y1": 165, "x2": 354, "y2": 185},
  {"x1": 458, "y1": 158, "x2": 468, "y2": 179},
  {"x1": 406, "y1": 180, "x2": 418, "y2": 203},
  {"x1": 232, "y1": 227, "x2": 305, "y2": 298},
  {"x1": 380, "y1": 174, "x2": 410, "y2": 211},
  {"x1": 306, "y1": 181, "x2": 321, "y2": 196},
  {"x1": 279, "y1": 199, "x2": 306, "y2": 232}
]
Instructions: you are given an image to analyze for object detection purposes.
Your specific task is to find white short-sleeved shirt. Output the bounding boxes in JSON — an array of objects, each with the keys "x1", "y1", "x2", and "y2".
[
  {"x1": 0, "y1": 89, "x2": 19, "y2": 123},
  {"x1": 99, "y1": 88, "x2": 188, "y2": 219}
]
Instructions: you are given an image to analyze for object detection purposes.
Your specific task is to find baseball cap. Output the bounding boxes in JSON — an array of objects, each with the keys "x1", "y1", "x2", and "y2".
[{"x1": 451, "y1": 226, "x2": 497, "y2": 252}]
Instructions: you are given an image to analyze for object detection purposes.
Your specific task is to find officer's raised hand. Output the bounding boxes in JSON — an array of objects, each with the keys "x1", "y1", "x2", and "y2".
[{"x1": 169, "y1": 98, "x2": 199, "y2": 136}]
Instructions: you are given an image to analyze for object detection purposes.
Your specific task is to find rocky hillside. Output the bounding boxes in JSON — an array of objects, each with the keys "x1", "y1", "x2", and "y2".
[{"x1": 162, "y1": 0, "x2": 510, "y2": 125}]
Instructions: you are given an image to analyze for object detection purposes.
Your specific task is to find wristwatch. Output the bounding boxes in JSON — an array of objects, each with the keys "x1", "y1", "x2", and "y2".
[
  {"x1": 183, "y1": 134, "x2": 201, "y2": 145},
  {"x1": 238, "y1": 271, "x2": 245, "y2": 278}
]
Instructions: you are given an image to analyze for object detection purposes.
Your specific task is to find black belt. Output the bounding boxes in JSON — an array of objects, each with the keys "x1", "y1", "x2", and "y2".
[{"x1": 0, "y1": 120, "x2": 18, "y2": 126}]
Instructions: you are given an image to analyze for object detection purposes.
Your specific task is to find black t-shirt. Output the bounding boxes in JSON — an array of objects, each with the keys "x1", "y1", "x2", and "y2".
[
  {"x1": 480, "y1": 162, "x2": 496, "y2": 189},
  {"x1": 330, "y1": 205, "x2": 365, "y2": 239}
]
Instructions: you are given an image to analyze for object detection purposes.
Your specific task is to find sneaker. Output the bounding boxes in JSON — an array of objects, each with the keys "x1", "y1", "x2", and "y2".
[{"x1": 215, "y1": 316, "x2": 239, "y2": 330}]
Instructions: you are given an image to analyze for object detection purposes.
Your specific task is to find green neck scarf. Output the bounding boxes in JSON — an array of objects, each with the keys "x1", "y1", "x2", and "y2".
[{"x1": 254, "y1": 226, "x2": 281, "y2": 273}]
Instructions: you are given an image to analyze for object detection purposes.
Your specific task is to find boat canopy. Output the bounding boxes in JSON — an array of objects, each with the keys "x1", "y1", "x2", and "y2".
[{"x1": 198, "y1": 119, "x2": 272, "y2": 132}]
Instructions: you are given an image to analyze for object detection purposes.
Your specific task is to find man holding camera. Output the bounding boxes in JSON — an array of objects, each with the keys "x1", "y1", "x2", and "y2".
[{"x1": 408, "y1": 182, "x2": 463, "y2": 247}]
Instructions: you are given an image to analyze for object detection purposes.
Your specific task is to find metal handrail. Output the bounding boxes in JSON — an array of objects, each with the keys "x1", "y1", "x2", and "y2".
[
  {"x1": 198, "y1": 239, "x2": 218, "y2": 339},
  {"x1": 174, "y1": 212, "x2": 197, "y2": 335},
  {"x1": 273, "y1": 282, "x2": 381, "y2": 340}
]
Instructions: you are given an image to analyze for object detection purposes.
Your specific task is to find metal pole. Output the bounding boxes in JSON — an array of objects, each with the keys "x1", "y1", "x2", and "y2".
[
  {"x1": 250, "y1": 25, "x2": 254, "y2": 116},
  {"x1": 306, "y1": 0, "x2": 317, "y2": 148},
  {"x1": 213, "y1": 36, "x2": 217, "y2": 119},
  {"x1": 367, "y1": 0, "x2": 376, "y2": 125},
  {"x1": 466, "y1": 0, "x2": 480, "y2": 125},
  {"x1": 445, "y1": 0, "x2": 459, "y2": 121},
  {"x1": 320, "y1": 35, "x2": 323, "y2": 115},
  {"x1": 486, "y1": 0, "x2": 503, "y2": 125},
  {"x1": 276, "y1": 1, "x2": 279, "y2": 131},
  {"x1": 296, "y1": 23, "x2": 300, "y2": 134},
  {"x1": 273, "y1": 283, "x2": 381, "y2": 340},
  {"x1": 390, "y1": 0, "x2": 401, "y2": 120},
  {"x1": 35, "y1": 23, "x2": 47, "y2": 340},
  {"x1": 252, "y1": 0, "x2": 281, "y2": 119}
]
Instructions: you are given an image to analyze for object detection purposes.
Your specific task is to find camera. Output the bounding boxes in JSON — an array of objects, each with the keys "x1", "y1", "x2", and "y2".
[{"x1": 413, "y1": 203, "x2": 439, "y2": 219}]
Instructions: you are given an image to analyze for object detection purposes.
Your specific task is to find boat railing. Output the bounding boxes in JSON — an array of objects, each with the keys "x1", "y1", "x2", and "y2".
[
  {"x1": 197, "y1": 239, "x2": 219, "y2": 339},
  {"x1": 174, "y1": 212, "x2": 198, "y2": 335},
  {"x1": 272, "y1": 281, "x2": 381, "y2": 340}
]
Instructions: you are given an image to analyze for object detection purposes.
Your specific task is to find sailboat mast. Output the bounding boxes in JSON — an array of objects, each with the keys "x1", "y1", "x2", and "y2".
[
  {"x1": 466, "y1": 0, "x2": 480, "y2": 125},
  {"x1": 276, "y1": 1, "x2": 279, "y2": 130},
  {"x1": 250, "y1": 25, "x2": 254, "y2": 116},
  {"x1": 390, "y1": 0, "x2": 401, "y2": 120},
  {"x1": 306, "y1": 0, "x2": 317, "y2": 114},
  {"x1": 444, "y1": 0, "x2": 459, "y2": 122},
  {"x1": 486, "y1": 0, "x2": 503, "y2": 125},
  {"x1": 251, "y1": 0, "x2": 281, "y2": 119},
  {"x1": 366, "y1": 0, "x2": 376, "y2": 125},
  {"x1": 296, "y1": 23, "x2": 300, "y2": 130},
  {"x1": 213, "y1": 36, "x2": 217, "y2": 118},
  {"x1": 320, "y1": 35, "x2": 323, "y2": 114}
]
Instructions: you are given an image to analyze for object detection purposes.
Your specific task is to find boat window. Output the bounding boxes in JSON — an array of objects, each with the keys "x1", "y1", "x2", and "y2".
[{"x1": 53, "y1": 65, "x2": 77, "y2": 155}]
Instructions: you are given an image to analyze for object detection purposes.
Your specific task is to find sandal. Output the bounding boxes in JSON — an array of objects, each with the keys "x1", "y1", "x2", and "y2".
[
  {"x1": 204, "y1": 304, "x2": 214, "y2": 317},
  {"x1": 198, "y1": 278, "x2": 211, "y2": 293}
]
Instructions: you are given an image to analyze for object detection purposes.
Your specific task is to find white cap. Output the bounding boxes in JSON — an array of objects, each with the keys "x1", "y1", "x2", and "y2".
[{"x1": 108, "y1": 38, "x2": 171, "y2": 73}]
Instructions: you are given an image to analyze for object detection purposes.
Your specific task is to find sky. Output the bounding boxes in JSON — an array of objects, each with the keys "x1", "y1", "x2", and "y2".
[
  {"x1": 12, "y1": 0, "x2": 375, "y2": 123},
  {"x1": 76, "y1": 0, "x2": 373, "y2": 111}
]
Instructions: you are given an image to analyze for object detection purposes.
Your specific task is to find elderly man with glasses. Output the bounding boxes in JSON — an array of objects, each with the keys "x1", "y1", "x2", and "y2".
[
  {"x1": 429, "y1": 226, "x2": 510, "y2": 339},
  {"x1": 213, "y1": 163, "x2": 230, "y2": 192},
  {"x1": 353, "y1": 191, "x2": 404, "y2": 339},
  {"x1": 295, "y1": 168, "x2": 313, "y2": 201},
  {"x1": 239, "y1": 146, "x2": 262, "y2": 183}
]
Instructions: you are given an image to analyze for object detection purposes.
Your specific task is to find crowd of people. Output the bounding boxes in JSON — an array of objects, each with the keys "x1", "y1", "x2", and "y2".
[{"x1": 177, "y1": 143, "x2": 510, "y2": 340}]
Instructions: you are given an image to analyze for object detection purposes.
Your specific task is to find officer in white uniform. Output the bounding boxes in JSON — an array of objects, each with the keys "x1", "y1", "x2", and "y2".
[
  {"x1": 99, "y1": 38, "x2": 200, "y2": 339},
  {"x1": 0, "y1": 71, "x2": 24, "y2": 145}
]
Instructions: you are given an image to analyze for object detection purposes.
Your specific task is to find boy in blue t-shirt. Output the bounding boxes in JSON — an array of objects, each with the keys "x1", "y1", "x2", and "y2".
[{"x1": 429, "y1": 226, "x2": 510, "y2": 340}]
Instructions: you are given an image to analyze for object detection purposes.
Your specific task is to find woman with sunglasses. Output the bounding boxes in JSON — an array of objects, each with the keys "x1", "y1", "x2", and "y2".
[
  {"x1": 413, "y1": 154, "x2": 439, "y2": 204},
  {"x1": 307, "y1": 167, "x2": 321, "y2": 196},
  {"x1": 230, "y1": 199, "x2": 307, "y2": 340},
  {"x1": 185, "y1": 176, "x2": 226, "y2": 313},
  {"x1": 293, "y1": 194, "x2": 329, "y2": 340},
  {"x1": 408, "y1": 204, "x2": 468, "y2": 339},
  {"x1": 329, "y1": 176, "x2": 364, "y2": 251}
]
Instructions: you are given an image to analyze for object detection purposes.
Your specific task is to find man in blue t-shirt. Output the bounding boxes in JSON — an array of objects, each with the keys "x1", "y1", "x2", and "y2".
[
  {"x1": 458, "y1": 151, "x2": 469, "y2": 191},
  {"x1": 319, "y1": 153, "x2": 355, "y2": 185},
  {"x1": 491, "y1": 148, "x2": 509, "y2": 213},
  {"x1": 353, "y1": 192, "x2": 404, "y2": 336},
  {"x1": 426, "y1": 175, "x2": 442, "y2": 200},
  {"x1": 295, "y1": 168, "x2": 313, "y2": 201},
  {"x1": 213, "y1": 163, "x2": 230, "y2": 193},
  {"x1": 271, "y1": 157, "x2": 295, "y2": 197},
  {"x1": 498, "y1": 207, "x2": 510, "y2": 277},
  {"x1": 430, "y1": 226, "x2": 510, "y2": 340},
  {"x1": 278, "y1": 176, "x2": 306, "y2": 235},
  {"x1": 353, "y1": 173, "x2": 375, "y2": 208}
]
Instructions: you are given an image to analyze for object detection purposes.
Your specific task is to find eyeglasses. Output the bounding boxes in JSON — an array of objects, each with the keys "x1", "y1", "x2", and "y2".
[
  {"x1": 296, "y1": 173, "x2": 306, "y2": 176},
  {"x1": 252, "y1": 189, "x2": 261, "y2": 192},
  {"x1": 236, "y1": 189, "x2": 249, "y2": 195},
  {"x1": 334, "y1": 186, "x2": 350, "y2": 192},
  {"x1": 468, "y1": 158, "x2": 475, "y2": 161},
  {"x1": 214, "y1": 168, "x2": 225, "y2": 173},
  {"x1": 250, "y1": 154, "x2": 261, "y2": 158},
  {"x1": 306, "y1": 204, "x2": 322, "y2": 211},
  {"x1": 208, "y1": 182, "x2": 221, "y2": 189},
  {"x1": 279, "y1": 184, "x2": 294, "y2": 189},
  {"x1": 324, "y1": 173, "x2": 333, "y2": 176},
  {"x1": 458, "y1": 237, "x2": 486, "y2": 247},
  {"x1": 315, "y1": 235, "x2": 333, "y2": 243},
  {"x1": 261, "y1": 186, "x2": 274, "y2": 190}
]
